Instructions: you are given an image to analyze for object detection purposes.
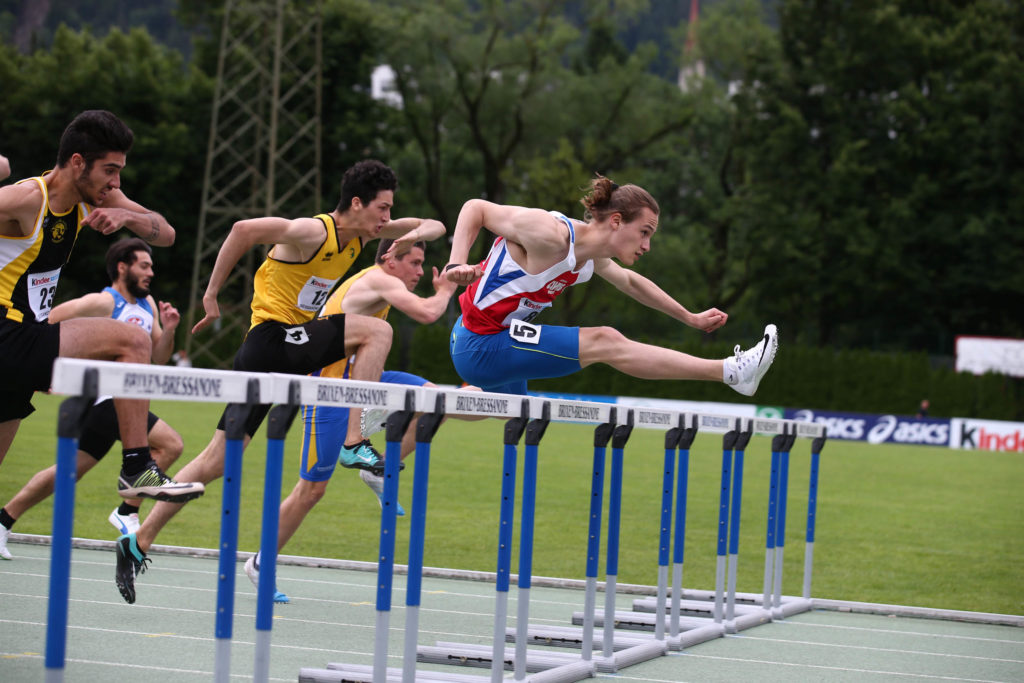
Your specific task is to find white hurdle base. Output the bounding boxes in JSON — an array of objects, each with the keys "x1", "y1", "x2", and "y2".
[{"x1": 300, "y1": 663, "x2": 490, "y2": 682}]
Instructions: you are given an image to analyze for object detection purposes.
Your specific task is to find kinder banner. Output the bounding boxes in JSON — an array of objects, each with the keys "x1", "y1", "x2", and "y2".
[
  {"x1": 786, "y1": 408, "x2": 952, "y2": 447},
  {"x1": 950, "y1": 418, "x2": 1024, "y2": 452}
]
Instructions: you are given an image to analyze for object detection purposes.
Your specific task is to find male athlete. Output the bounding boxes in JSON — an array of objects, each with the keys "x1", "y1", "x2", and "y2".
[
  {"x1": 243, "y1": 237, "x2": 469, "y2": 601},
  {"x1": 0, "y1": 110, "x2": 202, "y2": 503},
  {"x1": 0, "y1": 239, "x2": 185, "y2": 558},
  {"x1": 114, "y1": 159, "x2": 446, "y2": 604}
]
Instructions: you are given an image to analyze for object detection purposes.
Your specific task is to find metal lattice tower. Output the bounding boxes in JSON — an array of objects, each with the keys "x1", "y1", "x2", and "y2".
[{"x1": 186, "y1": 0, "x2": 322, "y2": 368}]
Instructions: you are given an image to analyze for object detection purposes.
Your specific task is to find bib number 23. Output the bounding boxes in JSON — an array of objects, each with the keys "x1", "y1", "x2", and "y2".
[{"x1": 509, "y1": 320, "x2": 541, "y2": 344}]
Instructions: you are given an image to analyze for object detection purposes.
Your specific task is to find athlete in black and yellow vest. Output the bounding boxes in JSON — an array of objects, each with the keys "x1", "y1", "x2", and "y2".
[
  {"x1": 0, "y1": 110, "x2": 203, "y2": 507},
  {"x1": 114, "y1": 159, "x2": 447, "y2": 604}
]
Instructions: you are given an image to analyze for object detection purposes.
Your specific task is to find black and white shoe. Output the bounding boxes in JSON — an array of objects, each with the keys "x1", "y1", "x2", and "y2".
[
  {"x1": 118, "y1": 462, "x2": 205, "y2": 502},
  {"x1": 725, "y1": 324, "x2": 779, "y2": 397}
]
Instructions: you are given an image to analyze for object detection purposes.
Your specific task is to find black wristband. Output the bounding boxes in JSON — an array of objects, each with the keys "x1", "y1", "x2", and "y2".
[{"x1": 444, "y1": 263, "x2": 463, "y2": 272}]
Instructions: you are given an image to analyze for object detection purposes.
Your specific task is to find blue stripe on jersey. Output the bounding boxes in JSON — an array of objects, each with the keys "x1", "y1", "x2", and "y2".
[{"x1": 476, "y1": 241, "x2": 526, "y2": 303}]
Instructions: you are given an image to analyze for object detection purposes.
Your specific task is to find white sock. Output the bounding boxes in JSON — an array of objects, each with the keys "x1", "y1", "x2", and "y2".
[{"x1": 723, "y1": 358, "x2": 738, "y2": 385}]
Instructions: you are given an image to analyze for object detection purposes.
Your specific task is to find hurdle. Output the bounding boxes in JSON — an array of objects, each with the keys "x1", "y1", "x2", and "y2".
[
  {"x1": 47, "y1": 359, "x2": 828, "y2": 682},
  {"x1": 46, "y1": 358, "x2": 415, "y2": 683}
]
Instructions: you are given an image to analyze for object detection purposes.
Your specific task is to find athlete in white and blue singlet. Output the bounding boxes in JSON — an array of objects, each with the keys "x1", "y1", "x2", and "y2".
[
  {"x1": 0, "y1": 238, "x2": 185, "y2": 560},
  {"x1": 445, "y1": 175, "x2": 779, "y2": 397},
  {"x1": 0, "y1": 110, "x2": 201, "y2": 505}
]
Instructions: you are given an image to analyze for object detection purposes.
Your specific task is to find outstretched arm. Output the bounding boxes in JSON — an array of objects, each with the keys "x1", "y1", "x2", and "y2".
[
  {"x1": 353, "y1": 266, "x2": 457, "y2": 324},
  {"x1": 378, "y1": 217, "x2": 446, "y2": 250},
  {"x1": 593, "y1": 258, "x2": 727, "y2": 332},
  {"x1": 48, "y1": 292, "x2": 116, "y2": 323},
  {"x1": 192, "y1": 216, "x2": 325, "y2": 334},
  {"x1": 82, "y1": 189, "x2": 175, "y2": 247},
  {"x1": 445, "y1": 199, "x2": 564, "y2": 285}
]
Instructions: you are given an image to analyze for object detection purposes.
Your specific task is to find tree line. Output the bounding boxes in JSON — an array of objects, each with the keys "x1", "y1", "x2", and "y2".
[{"x1": 1, "y1": 0, "x2": 1020, "y2": 365}]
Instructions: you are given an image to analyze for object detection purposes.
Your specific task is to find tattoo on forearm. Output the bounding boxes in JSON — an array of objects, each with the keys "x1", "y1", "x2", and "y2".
[{"x1": 146, "y1": 213, "x2": 160, "y2": 243}]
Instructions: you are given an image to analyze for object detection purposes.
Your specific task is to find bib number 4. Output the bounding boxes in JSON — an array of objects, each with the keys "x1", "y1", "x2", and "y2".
[{"x1": 509, "y1": 320, "x2": 541, "y2": 344}]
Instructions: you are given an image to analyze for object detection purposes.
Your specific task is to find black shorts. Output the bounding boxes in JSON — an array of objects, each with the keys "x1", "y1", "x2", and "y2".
[
  {"x1": 78, "y1": 398, "x2": 160, "y2": 461},
  {"x1": 217, "y1": 316, "x2": 349, "y2": 437},
  {"x1": 0, "y1": 316, "x2": 61, "y2": 422}
]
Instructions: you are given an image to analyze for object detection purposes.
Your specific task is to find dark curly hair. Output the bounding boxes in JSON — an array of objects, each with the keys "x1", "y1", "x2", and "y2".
[
  {"x1": 336, "y1": 160, "x2": 398, "y2": 212},
  {"x1": 56, "y1": 110, "x2": 134, "y2": 170}
]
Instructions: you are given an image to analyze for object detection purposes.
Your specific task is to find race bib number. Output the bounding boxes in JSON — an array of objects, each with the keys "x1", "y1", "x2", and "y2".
[
  {"x1": 283, "y1": 326, "x2": 309, "y2": 345},
  {"x1": 509, "y1": 320, "x2": 541, "y2": 344},
  {"x1": 296, "y1": 275, "x2": 339, "y2": 312},
  {"x1": 29, "y1": 267, "x2": 61, "y2": 321},
  {"x1": 500, "y1": 297, "x2": 550, "y2": 327}
]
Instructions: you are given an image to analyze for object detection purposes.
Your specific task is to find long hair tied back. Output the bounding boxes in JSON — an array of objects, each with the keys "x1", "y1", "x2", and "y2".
[{"x1": 580, "y1": 174, "x2": 659, "y2": 222}]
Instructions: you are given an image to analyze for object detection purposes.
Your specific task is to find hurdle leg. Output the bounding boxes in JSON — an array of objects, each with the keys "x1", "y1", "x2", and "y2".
[
  {"x1": 490, "y1": 408, "x2": 528, "y2": 682},
  {"x1": 670, "y1": 416, "x2": 697, "y2": 640},
  {"x1": 762, "y1": 439, "x2": 781, "y2": 613},
  {"x1": 771, "y1": 433, "x2": 794, "y2": 618},
  {"x1": 713, "y1": 428, "x2": 737, "y2": 623},
  {"x1": 802, "y1": 434, "x2": 826, "y2": 599},
  {"x1": 373, "y1": 398, "x2": 414, "y2": 683},
  {"x1": 254, "y1": 394, "x2": 300, "y2": 683},
  {"x1": 725, "y1": 421, "x2": 752, "y2": 632},
  {"x1": 581, "y1": 418, "x2": 614, "y2": 661},
  {"x1": 655, "y1": 420, "x2": 682, "y2": 642},
  {"x1": 402, "y1": 396, "x2": 445, "y2": 683},
  {"x1": 601, "y1": 427, "x2": 629, "y2": 659},
  {"x1": 45, "y1": 391, "x2": 94, "y2": 683},
  {"x1": 513, "y1": 406, "x2": 550, "y2": 680}
]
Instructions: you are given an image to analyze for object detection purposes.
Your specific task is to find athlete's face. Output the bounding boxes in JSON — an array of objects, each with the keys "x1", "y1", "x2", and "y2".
[
  {"x1": 73, "y1": 152, "x2": 126, "y2": 206},
  {"x1": 388, "y1": 246, "x2": 426, "y2": 291},
  {"x1": 122, "y1": 250, "x2": 154, "y2": 299},
  {"x1": 609, "y1": 207, "x2": 658, "y2": 266},
  {"x1": 355, "y1": 190, "x2": 394, "y2": 235}
]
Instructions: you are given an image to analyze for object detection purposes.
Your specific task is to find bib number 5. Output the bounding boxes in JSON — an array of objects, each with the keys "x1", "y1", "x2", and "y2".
[{"x1": 509, "y1": 320, "x2": 541, "y2": 344}]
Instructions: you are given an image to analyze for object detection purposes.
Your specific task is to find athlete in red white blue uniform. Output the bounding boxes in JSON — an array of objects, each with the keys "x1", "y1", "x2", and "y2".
[{"x1": 446, "y1": 175, "x2": 779, "y2": 397}]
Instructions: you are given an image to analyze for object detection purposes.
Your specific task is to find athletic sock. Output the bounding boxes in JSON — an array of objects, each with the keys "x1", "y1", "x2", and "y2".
[
  {"x1": 723, "y1": 358, "x2": 738, "y2": 385},
  {"x1": 121, "y1": 446, "x2": 153, "y2": 476},
  {"x1": 117, "y1": 502, "x2": 140, "y2": 516},
  {"x1": 254, "y1": 550, "x2": 261, "y2": 571},
  {"x1": 0, "y1": 507, "x2": 16, "y2": 530}
]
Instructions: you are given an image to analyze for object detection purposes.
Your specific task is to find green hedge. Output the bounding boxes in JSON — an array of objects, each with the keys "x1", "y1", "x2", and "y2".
[{"x1": 387, "y1": 322, "x2": 1023, "y2": 421}]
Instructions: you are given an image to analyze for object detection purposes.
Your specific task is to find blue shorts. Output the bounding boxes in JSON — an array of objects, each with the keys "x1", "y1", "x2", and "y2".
[
  {"x1": 298, "y1": 370, "x2": 428, "y2": 482},
  {"x1": 449, "y1": 316, "x2": 582, "y2": 395}
]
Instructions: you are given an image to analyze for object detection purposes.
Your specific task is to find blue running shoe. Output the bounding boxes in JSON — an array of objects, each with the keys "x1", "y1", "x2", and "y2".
[
  {"x1": 338, "y1": 440, "x2": 384, "y2": 473},
  {"x1": 115, "y1": 533, "x2": 150, "y2": 604}
]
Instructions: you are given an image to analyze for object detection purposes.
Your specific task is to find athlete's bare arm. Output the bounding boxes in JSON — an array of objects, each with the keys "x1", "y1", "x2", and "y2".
[
  {"x1": 346, "y1": 266, "x2": 456, "y2": 324},
  {"x1": 445, "y1": 199, "x2": 567, "y2": 285},
  {"x1": 83, "y1": 189, "x2": 175, "y2": 247},
  {"x1": 0, "y1": 154, "x2": 10, "y2": 181},
  {"x1": 150, "y1": 299, "x2": 179, "y2": 365},
  {"x1": 593, "y1": 258, "x2": 727, "y2": 333},
  {"x1": 378, "y1": 217, "x2": 446, "y2": 249},
  {"x1": 0, "y1": 181, "x2": 44, "y2": 237},
  {"x1": 192, "y1": 216, "x2": 327, "y2": 334},
  {"x1": 47, "y1": 292, "x2": 116, "y2": 323}
]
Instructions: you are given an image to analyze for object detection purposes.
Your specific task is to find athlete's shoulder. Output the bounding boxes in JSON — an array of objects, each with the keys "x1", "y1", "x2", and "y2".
[{"x1": 0, "y1": 178, "x2": 45, "y2": 235}]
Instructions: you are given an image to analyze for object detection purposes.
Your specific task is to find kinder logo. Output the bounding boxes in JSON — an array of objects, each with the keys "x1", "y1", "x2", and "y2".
[
  {"x1": 792, "y1": 409, "x2": 865, "y2": 440},
  {"x1": 866, "y1": 415, "x2": 949, "y2": 446},
  {"x1": 31, "y1": 274, "x2": 58, "y2": 286},
  {"x1": 958, "y1": 422, "x2": 1024, "y2": 452}
]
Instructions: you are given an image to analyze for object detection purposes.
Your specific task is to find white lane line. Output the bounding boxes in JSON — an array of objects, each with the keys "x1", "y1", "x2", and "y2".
[
  {"x1": 0, "y1": 651, "x2": 293, "y2": 681},
  {"x1": 732, "y1": 634, "x2": 1024, "y2": 663},
  {"x1": 782, "y1": 620, "x2": 1024, "y2": 645},
  {"x1": 677, "y1": 652, "x2": 1012, "y2": 682}
]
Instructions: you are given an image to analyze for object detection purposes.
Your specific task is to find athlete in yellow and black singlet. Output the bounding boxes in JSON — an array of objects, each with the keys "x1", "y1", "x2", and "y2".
[
  {"x1": 218, "y1": 213, "x2": 368, "y2": 437},
  {"x1": 0, "y1": 176, "x2": 90, "y2": 420}
]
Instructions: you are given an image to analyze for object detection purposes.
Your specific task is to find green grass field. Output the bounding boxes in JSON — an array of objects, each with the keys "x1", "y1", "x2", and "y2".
[{"x1": 2, "y1": 393, "x2": 1022, "y2": 616}]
